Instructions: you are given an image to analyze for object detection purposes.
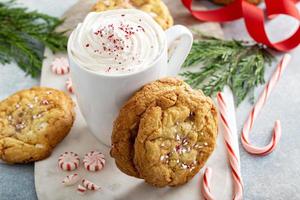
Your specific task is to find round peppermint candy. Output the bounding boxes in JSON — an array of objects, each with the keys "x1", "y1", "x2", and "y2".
[
  {"x1": 58, "y1": 152, "x2": 80, "y2": 171},
  {"x1": 83, "y1": 151, "x2": 105, "y2": 172},
  {"x1": 51, "y1": 57, "x2": 70, "y2": 75}
]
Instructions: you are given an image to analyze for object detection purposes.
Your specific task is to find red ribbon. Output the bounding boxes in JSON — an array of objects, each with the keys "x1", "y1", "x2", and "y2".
[{"x1": 181, "y1": 0, "x2": 300, "y2": 51}]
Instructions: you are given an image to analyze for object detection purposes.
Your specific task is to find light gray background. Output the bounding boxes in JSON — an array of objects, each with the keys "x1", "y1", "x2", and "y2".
[{"x1": 0, "y1": 1, "x2": 299, "y2": 199}]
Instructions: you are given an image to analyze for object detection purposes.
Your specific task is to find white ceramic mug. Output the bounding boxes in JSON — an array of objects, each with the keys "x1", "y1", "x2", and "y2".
[{"x1": 68, "y1": 25, "x2": 193, "y2": 146}]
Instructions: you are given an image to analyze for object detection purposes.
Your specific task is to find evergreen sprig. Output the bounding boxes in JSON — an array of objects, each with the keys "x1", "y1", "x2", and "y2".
[
  {"x1": 0, "y1": 1, "x2": 68, "y2": 77},
  {"x1": 181, "y1": 35, "x2": 274, "y2": 105}
]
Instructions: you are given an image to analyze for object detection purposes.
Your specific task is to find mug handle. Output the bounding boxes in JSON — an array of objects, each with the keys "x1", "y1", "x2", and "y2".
[{"x1": 165, "y1": 25, "x2": 193, "y2": 76}]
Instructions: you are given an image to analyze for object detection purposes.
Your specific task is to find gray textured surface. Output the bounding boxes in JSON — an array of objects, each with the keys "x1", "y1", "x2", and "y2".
[
  {"x1": 0, "y1": 1, "x2": 77, "y2": 200},
  {"x1": 223, "y1": 17, "x2": 300, "y2": 200},
  {"x1": 0, "y1": 1, "x2": 300, "y2": 200}
]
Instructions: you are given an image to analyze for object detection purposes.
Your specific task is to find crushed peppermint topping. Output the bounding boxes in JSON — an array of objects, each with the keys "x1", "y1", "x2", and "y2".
[
  {"x1": 32, "y1": 114, "x2": 42, "y2": 119},
  {"x1": 88, "y1": 21, "x2": 148, "y2": 73},
  {"x1": 194, "y1": 144, "x2": 203, "y2": 149},
  {"x1": 38, "y1": 122, "x2": 48, "y2": 130},
  {"x1": 182, "y1": 138, "x2": 188, "y2": 146},
  {"x1": 181, "y1": 163, "x2": 188, "y2": 169},
  {"x1": 15, "y1": 122, "x2": 26, "y2": 130},
  {"x1": 41, "y1": 99, "x2": 49, "y2": 105},
  {"x1": 69, "y1": 10, "x2": 164, "y2": 75}
]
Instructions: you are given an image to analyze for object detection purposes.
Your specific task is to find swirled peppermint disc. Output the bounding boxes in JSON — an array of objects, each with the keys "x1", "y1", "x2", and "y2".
[
  {"x1": 51, "y1": 57, "x2": 70, "y2": 75},
  {"x1": 58, "y1": 152, "x2": 80, "y2": 171},
  {"x1": 83, "y1": 151, "x2": 105, "y2": 172}
]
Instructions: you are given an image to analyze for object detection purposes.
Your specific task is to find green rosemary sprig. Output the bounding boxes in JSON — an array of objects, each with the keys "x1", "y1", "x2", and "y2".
[
  {"x1": 0, "y1": 1, "x2": 68, "y2": 77},
  {"x1": 181, "y1": 35, "x2": 274, "y2": 105}
]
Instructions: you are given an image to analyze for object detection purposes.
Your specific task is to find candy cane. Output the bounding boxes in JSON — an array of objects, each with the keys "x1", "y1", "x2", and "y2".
[
  {"x1": 202, "y1": 167, "x2": 214, "y2": 200},
  {"x1": 217, "y1": 92, "x2": 243, "y2": 200},
  {"x1": 241, "y1": 54, "x2": 291, "y2": 155}
]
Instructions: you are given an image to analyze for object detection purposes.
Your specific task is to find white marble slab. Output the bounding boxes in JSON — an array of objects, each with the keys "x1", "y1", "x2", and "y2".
[{"x1": 34, "y1": 48, "x2": 235, "y2": 200}]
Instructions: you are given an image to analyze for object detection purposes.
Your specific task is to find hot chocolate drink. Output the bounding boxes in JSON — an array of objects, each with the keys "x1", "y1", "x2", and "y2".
[{"x1": 68, "y1": 9, "x2": 165, "y2": 75}]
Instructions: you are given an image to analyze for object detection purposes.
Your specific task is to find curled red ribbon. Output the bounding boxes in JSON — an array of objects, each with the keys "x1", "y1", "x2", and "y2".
[{"x1": 181, "y1": 0, "x2": 300, "y2": 51}]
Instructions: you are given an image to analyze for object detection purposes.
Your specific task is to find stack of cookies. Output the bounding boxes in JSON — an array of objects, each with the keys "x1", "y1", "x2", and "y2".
[{"x1": 111, "y1": 78, "x2": 218, "y2": 187}]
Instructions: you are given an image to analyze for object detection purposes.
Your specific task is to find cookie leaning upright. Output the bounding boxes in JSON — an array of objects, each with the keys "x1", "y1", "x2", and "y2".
[
  {"x1": 0, "y1": 87, "x2": 75, "y2": 163},
  {"x1": 92, "y1": 0, "x2": 174, "y2": 30},
  {"x1": 111, "y1": 78, "x2": 191, "y2": 177},
  {"x1": 111, "y1": 77, "x2": 218, "y2": 186},
  {"x1": 134, "y1": 81, "x2": 218, "y2": 187}
]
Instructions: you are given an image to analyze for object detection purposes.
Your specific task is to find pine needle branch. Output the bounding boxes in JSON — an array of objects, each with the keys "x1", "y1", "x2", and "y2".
[
  {"x1": 181, "y1": 35, "x2": 274, "y2": 105},
  {"x1": 0, "y1": 1, "x2": 68, "y2": 77}
]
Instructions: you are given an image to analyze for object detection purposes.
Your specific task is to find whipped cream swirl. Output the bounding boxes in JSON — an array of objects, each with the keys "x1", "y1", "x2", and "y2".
[{"x1": 69, "y1": 9, "x2": 165, "y2": 75}]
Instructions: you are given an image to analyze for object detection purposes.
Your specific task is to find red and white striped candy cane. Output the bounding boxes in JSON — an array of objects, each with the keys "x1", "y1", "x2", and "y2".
[
  {"x1": 202, "y1": 167, "x2": 214, "y2": 200},
  {"x1": 217, "y1": 92, "x2": 243, "y2": 200},
  {"x1": 241, "y1": 54, "x2": 291, "y2": 156}
]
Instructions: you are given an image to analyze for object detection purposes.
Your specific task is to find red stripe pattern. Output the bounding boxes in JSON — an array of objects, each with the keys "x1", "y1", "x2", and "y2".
[
  {"x1": 58, "y1": 152, "x2": 80, "y2": 171},
  {"x1": 83, "y1": 151, "x2": 105, "y2": 172},
  {"x1": 66, "y1": 77, "x2": 74, "y2": 94},
  {"x1": 217, "y1": 92, "x2": 243, "y2": 200},
  {"x1": 77, "y1": 184, "x2": 87, "y2": 195},
  {"x1": 82, "y1": 179, "x2": 101, "y2": 191},
  {"x1": 181, "y1": 0, "x2": 300, "y2": 52},
  {"x1": 241, "y1": 54, "x2": 291, "y2": 155},
  {"x1": 51, "y1": 57, "x2": 70, "y2": 75},
  {"x1": 201, "y1": 167, "x2": 214, "y2": 200}
]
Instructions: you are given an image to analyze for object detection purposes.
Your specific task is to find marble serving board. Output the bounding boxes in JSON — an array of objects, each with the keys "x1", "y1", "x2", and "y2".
[{"x1": 34, "y1": 1, "x2": 235, "y2": 199}]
